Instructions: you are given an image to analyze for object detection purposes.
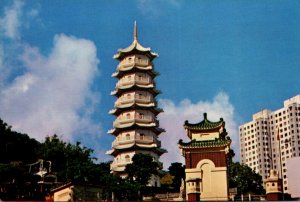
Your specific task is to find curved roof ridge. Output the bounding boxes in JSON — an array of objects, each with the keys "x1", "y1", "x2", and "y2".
[
  {"x1": 184, "y1": 113, "x2": 224, "y2": 130},
  {"x1": 113, "y1": 22, "x2": 158, "y2": 60}
]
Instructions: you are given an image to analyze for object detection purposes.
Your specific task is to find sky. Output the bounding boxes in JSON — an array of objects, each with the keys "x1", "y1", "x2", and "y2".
[{"x1": 0, "y1": 0, "x2": 300, "y2": 169}]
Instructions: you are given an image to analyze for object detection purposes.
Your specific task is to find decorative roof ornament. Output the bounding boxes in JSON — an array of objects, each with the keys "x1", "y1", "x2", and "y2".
[
  {"x1": 134, "y1": 20, "x2": 138, "y2": 41},
  {"x1": 113, "y1": 21, "x2": 158, "y2": 60}
]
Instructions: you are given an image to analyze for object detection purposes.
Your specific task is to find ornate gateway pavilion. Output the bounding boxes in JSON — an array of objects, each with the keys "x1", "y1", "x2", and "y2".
[
  {"x1": 178, "y1": 113, "x2": 231, "y2": 201},
  {"x1": 106, "y1": 22, "x2": 166, "y2": 186}
]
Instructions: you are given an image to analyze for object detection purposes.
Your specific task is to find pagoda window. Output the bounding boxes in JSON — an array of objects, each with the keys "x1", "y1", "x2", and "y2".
[
  {"x1": 128, "y1": 75, "x2": 132, "y2": 80},
  {"x1": 127, "y1": 93, "x2": 131, "y2": 99},
  {"x1": 140, "y1": 133, "x2": 145, "y2": 140},
  {"x1": 138, "y1": 75, "x2": 142, "y2": 81},
  {"x1": 138, "y1": 93, "x2": 143, "y2": 99},
  {"x1": 126, "y1": 134, "x2": 130, "y2": 140},
  {"x1": 125, "y1": 155, "x2": 130, "y2": 162},
  {"x1": 138, "y1": 113, "x2": 144, "y2": 119},
  {"x1": 126, "y1": 113, "x2": 131, "y2": 119}
]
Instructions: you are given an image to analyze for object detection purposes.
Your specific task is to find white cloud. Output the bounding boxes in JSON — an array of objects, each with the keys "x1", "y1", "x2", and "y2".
[
  {"x1": 0, "y1": 0, "x2": 24, "y2": 39},
  {"x1": 158, "y1": 92, "x2": 239, "y2": 169},
  {"x1": 136, "y1": 0, "x2": 181, "y2": 18},
  {"x1": 0, "y1": 34, "x2": 101, "y2": 142}
]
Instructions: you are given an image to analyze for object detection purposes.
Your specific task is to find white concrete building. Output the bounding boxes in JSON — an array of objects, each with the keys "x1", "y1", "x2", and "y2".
[{"x1": 239, "y1": 94, "x2": 300, "y2": 194}]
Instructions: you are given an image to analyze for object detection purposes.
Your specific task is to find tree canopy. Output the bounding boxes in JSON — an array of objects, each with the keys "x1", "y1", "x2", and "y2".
[
  {"x1": 0, "y1": 118, "x2": 114, "y2": 200},
  {"x1": 229, "y1": 162, "x2": 265, "y2": 195},
  {"x1": 125, "y1": 153, "x2": 159, "y2": 186},
  {"x1": 168, "y1": 162, "x2": 185, "y2": 191}
]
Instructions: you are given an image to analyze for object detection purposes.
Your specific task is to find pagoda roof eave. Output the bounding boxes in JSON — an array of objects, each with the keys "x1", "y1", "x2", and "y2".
[
  {"x1": 108, "y1": 127, "x2": 165, "y2": 136},
  {"x1": 184, "y1": 113, "x2": 224, "y2": 131},
  {"x1": 178, "y1": 138, "x2": 231, "y2": 149},
  {"x1": 108, "y1": 145, "x2": 166, "y2": 156},
  {"x1": 110, "y1": 105, "x2": 163, "y2": 116},
  {"x1": 113, "y1": 40, "x2": 158, "y2": 61}
]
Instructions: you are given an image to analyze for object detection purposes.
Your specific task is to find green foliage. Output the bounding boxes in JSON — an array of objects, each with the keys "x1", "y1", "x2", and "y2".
[
  {"x1": 125, "y1": 153, "x2": 159, "y2": 186},
  {"x1": 0, "y1": 118, "x2": 115, "y2": 200},
  {"x1": 160, "y1": 173, "x2": 174, "y2": 186},
  {"x1": 229, "y1": 161, "x2": 265, "y2": 195},
  {"x1": 124, "y1": 153, "x2": 160, "y2": 200},
  {"x1": 37, "y1": 135, "x2": 96, "y2": 183},
  {"x1": 0, "y1": 118, "x2": 40, "y2": 164},
  {"x1": 168, "y1": 162, "x2": 185, "y2": 191}
]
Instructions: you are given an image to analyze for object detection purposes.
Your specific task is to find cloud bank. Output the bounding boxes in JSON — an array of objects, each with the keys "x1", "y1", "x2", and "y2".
[
  {"x1": 0, "y1": 0, "x2": 24, "y2": 40},
  {"x1": 0, "y1": 1, "x2": 102, "y2": 145},
  {"x1": 0, "y1": 34, "x2": 100, "y2": 141},
  {"x1": 158, "y1": 92, "x2": 239, "y2": 169}
]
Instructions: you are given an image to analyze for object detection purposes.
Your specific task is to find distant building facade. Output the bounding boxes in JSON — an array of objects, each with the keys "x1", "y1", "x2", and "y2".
[
  {"x1": 239, "y1": 94, "x2": 300, "y2": 194},
  {"x1": 49, "y1": 182, "x2": 101, "y2": 202},
  {"x1": 286, "y1": 157, "x2": 300, "y2": 198},
  {"x1": 178, "y1": 113, "x2": 231, "y2": 201},
  {"x1": 106, "y1": 22, "x2": 166, "y2": 186}
]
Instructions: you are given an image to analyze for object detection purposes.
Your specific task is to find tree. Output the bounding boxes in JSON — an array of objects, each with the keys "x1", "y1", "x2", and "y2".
[
  {"x1": 125, "y1": 153, "x2": 159, "y2": 186},
  {"x1": 168, "y1": 162, "x2": 185, "y2": 191},
  {"x1": 229, "y1": 162, "x2": 265, "y2": 195},
  {"x1": 39, "y1": 135, "x2": 98, "y2": 183},
  {"x1": 125, "y1": 153, "x2": 160, "y2": 200},
  {"x1": 0, "y1": 118, "x2": 40, "y2": 164},
  {"x1": 160, "y1": 173, "x2": 174, "y2": 192}
]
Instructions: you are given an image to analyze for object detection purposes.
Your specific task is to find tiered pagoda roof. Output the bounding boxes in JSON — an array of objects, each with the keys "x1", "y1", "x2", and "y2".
[
  {"x1": 184, "y1": 113, "x2": 224, "y2": 131},
  {"x1": 179, "y1": 113, "x2": 231, "y2": 150},
  {"x1": 113, "y1": 21, "x2": 158, "y2": 61},
  {"x1": 178, "y1": 138, "x2": 231, "y2": 149}
]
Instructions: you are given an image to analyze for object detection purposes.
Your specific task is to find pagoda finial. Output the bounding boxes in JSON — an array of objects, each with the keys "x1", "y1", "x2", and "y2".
[{"x1": 134, "y1": 20, "x2": 138, "y2": 41}]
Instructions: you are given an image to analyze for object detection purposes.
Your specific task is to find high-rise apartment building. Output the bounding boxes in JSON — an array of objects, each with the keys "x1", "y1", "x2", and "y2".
[{"x1": 239, "y1": 94, "x2": 300, "y2": 194}]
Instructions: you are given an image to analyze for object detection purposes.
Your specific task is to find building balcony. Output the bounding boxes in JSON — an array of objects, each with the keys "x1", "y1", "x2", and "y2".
[
  {"x1": 110, "y1": 160, "x2": 131, "y2": 172},
  {"x1": 114, "y1": 96, "x2": 154, "y2": 108},
  {"x1": 117, "y1": 57, "x2": 151, "y2": 71},
  {"x1": 116, "y1": 78, "x2": 153, "y2": 89},
  {"x1": 113, "y1": 117, "x2": 158, "y2": 128},
  {"x1": 112, "y1": 138, "x2": 161, "y2": 149}
]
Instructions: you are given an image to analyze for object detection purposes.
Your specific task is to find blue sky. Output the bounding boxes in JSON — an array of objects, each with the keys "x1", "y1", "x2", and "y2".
[{"x1": 1, "y1": 0, "x2": 300, "y2": 167}]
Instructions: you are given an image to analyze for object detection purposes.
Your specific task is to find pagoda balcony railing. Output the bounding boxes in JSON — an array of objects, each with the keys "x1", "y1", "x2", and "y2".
[
  {"x1": 115, "y1": 96, "x2": 154, "y2": 107},
  {"x1": 118, "y1": 58, "x2": 150, "y2": 69},
  {"x1": 113, "y1": 117, "x2": 158, "y2": 128},
  {"x1": 111, "y1": 160, "x2": 132, "y2": 170},
  {"x1": 112, "y1": 138, "x2": 161, "y2": 148},
  {"x1": 116, "y1": 78, "x2": 152, "y2": 88}
]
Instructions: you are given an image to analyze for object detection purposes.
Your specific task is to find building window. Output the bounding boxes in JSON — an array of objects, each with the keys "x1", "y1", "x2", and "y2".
[
  {"x1": 125, "y1": 155, "x2": 130, "y2": 162},
  {"x1": 138, "y1": 93, "x2": 143, "y2": 99},
  {"x1": 126, "y1": 113, "x2": 131, "y2": 119},
  {"x1": 126, "y1": 134, "x2": 130, "y2": 140},
  {"x1": 139, "y1": 113, "x2": 144, "y2": 119},
  {"x1": 140, "y1": 133, "x2": 145, "y2": 140},
  {"x1": 138, "y1": 75, "x2": 142, "y2": 81}
]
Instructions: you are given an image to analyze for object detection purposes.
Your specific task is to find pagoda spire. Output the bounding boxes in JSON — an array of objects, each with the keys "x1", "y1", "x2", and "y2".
[{"x1": 134, "y1": 20, "x2": 138, "y2": 41}]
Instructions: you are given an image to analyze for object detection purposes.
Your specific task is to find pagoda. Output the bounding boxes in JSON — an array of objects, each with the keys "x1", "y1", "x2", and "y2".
[
  {"x1": 106, "y1": 22, "x2": 166, "y2": 186},
  {"x1": 178, "y1": 113, "x2": 231, "y2": 201}
]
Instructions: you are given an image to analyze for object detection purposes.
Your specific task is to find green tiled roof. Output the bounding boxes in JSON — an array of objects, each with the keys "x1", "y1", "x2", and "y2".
[
  {"x1": 178, "y1": 138, "x2": 231, "y2": 149},
  {"x1": 184, "y1": 113, "x2": 224, "y2": 130}
]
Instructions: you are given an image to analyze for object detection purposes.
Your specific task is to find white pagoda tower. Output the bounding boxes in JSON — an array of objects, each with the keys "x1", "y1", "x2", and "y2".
[{"x1": 107, "y1": 22, "x2": 166, "y2": 186}]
